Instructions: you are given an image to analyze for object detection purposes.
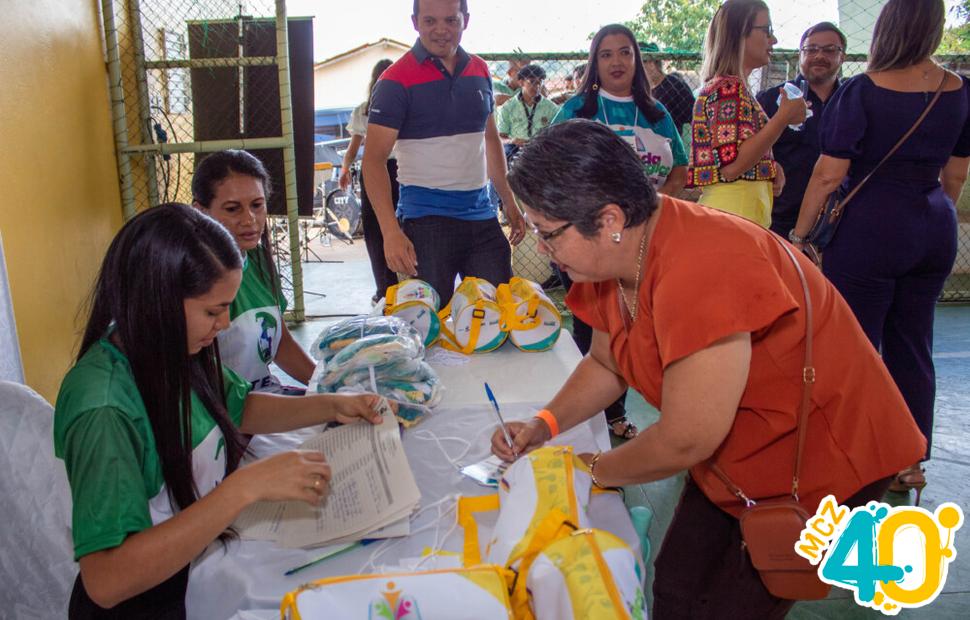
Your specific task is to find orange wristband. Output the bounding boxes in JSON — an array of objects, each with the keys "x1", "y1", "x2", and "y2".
[{"x1": 535, "y1": 409, "x2": 559, "y2": 438}]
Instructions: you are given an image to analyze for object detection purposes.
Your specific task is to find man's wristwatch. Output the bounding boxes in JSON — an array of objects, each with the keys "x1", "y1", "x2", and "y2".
[{"x1": 788, "y1": 229, "x2": 809, "y2": 244}]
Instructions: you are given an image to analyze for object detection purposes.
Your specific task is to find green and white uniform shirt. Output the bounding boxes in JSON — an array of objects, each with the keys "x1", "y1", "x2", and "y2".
[
  {"x1": 53, "y1": 338, "x2": 250, "y2": 560},
  {"x1": 496, "y1": 93, "x2": 560, "y2": 141},
  {"x1": 553, "y1": 91, "x2": 688, "y2": 189},
  {"x1": 218, "y1": 248, "x2": 287, "y2": 388}
]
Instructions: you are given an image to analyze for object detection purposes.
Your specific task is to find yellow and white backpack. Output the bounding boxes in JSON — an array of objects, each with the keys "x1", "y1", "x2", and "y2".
[
  {"x1": 437, "y1": 277, "x2": 507, "y2": 354},
  {"x1": 528, "y1": 528, "x2": 646, "y2": 619},
  {"x1": 280, "y1": 564, "x2": 514, "y2": 619},
  {"x1": 497, "y1": 277, "x2": 562, "y2": 352},
  {"x1": 384, "y1": 279, "x2": 442, "y2": 348}
]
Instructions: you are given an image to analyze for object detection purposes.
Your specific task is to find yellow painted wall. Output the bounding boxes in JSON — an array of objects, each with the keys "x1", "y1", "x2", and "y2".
[{"x1": 0, "y1": 1, "x2": 123, "y2": 401}]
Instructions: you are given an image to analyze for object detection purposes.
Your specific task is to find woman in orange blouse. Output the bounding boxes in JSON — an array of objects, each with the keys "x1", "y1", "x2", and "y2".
[
  {"x1": 688, "y1": 0, "x2": 807, "y2": 227},
  {"x1": 491, "y1": 120, "x2": 925, "y2": 617}
]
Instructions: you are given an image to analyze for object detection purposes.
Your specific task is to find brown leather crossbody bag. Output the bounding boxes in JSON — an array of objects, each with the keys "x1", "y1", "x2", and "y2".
[{"x1": 707, "y1": 238, "x2": 831, "y2": 600}]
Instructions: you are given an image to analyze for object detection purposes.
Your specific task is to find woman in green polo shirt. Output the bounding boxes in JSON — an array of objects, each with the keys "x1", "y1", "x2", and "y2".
[
  {"x1": 192, "y1": 150, "x2": 315, "y2": 393},
  {"x1": 54, "y1": 204, "x2": 385, "y2": 618}
]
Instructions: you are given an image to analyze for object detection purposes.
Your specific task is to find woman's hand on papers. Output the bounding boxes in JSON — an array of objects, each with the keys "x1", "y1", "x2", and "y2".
[
  {"x1": 330, "y1": 393, "x2": 393, "y2": 425},
  {"x1": 491, "y1": 418, "x2": 550, "y2": 462},
  {"x1": 231, "y1": 450, "x2": 333, "y2": 505}
]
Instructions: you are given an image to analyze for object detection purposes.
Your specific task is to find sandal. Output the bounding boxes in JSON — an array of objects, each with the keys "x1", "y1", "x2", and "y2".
[
  {"x1": 888, "y1": 464, "x2": 927, "y2": 506},
  {"x1": 609, "y1": 416, "x2": 638, "y2": 440}
]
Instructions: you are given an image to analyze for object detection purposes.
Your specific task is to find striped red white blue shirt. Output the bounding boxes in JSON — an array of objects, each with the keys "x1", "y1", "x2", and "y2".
[{"x1": 368, "y1": 39, "x2": 496, "y2": 220}]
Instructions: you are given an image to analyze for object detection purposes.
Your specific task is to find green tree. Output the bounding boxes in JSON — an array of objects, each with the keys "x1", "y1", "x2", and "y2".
[
  {"x1": 940, "y1": 0, "x2": 970, "y2": 53},
  {"x1": 623, "y1": 0, "x2": 721, "y2": 52}
]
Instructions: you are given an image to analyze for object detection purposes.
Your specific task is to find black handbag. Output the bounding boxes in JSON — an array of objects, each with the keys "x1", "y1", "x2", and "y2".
[{"x1": 803, "y1": 74, "x2": 946, "y2": 266}]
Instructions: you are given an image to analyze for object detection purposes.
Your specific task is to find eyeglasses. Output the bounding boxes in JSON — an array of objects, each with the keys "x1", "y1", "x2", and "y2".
[
  {"x1": 528, "y1": 221, "x2": 573, "y2": 250},
  {"x1": 800, "y1": 44, "x2": 844, "y2": 56},
  {"x1": 751, "y1": 24, "x2": 774, "y2": 37}
]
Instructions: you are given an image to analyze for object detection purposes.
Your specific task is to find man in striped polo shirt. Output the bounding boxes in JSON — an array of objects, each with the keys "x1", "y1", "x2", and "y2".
[{"x1": 362, "y1": 0, "x2": 526, "y2": 304}]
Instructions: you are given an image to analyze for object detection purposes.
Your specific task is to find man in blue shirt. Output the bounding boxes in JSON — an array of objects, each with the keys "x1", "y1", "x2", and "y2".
[
  {"x1": 362, "y1": 0, "x2": 525, "y2": 304},
  {"x1": 758, "y1": 22, "x2": 846, "y2": 237}
]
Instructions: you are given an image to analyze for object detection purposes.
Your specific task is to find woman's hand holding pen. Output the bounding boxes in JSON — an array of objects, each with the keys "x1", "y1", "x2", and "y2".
[{"x1": 490, "y1": 418, "x2": 551, "y2": 462}]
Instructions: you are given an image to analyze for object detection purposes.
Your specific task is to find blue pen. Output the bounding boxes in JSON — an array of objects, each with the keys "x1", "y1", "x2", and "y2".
[
  {"x1": 484, "y1": 382, "x2": 518, "y2": 459},
  {"x1": 284, "y1": 539, "x2": 377, "y2": 576}
]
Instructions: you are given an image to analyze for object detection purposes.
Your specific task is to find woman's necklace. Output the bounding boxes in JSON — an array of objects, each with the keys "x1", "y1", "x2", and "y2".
[
  {"x1": 920, "y1": 61, "x2": 940, "y2": 101},
  {"x1": 617, "y1": 230, "x2": 649, "y2": 322}
]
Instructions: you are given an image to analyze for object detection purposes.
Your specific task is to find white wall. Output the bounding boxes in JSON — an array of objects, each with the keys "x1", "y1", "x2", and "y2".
[{"x1": 314, "y1": 44, "x2": 407, "y2": 109}]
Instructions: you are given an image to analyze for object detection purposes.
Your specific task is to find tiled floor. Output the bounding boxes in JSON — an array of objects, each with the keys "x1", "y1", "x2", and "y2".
[{"x1": 287, "y1": 242, "x2": 970, "y2": 618}]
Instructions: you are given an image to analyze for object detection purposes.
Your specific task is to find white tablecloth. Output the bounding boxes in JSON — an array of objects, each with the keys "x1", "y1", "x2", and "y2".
[{"x1": 186, "y1": 336, "x2": 638, "y2": 620}]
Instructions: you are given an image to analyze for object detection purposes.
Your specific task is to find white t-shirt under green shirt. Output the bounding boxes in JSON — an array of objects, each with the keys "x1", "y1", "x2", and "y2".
[{"x1": 218, "y1": 249, "x2": 286, "y2": 387}]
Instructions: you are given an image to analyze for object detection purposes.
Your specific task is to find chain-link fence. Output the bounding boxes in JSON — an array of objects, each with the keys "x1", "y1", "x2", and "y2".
[
  {"x1": 101, "y1": 0, "x2": 312, "y2": 318},
  {"x1": 480, "y1": 49, "x2": 970, "y2": 303},
  {"x1": 104, "y1": 0, "x2": 970, "y2": 311}
]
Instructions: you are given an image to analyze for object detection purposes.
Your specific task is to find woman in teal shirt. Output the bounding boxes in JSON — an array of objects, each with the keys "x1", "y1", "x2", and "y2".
[
  {"x1": 554, "y1": 24, "x2": 688, "y2": 197},
  {"x1": 55, "y1": 204, "x2": 385, "y2": 618}
]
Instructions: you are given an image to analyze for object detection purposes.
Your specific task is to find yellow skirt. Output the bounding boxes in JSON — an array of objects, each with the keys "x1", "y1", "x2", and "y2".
[{"x1": 698, "y1": 180, "x2": 773, "y2": 228}]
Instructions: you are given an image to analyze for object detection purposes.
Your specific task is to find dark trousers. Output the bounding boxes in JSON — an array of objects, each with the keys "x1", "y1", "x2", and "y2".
[
  {"x1": 822, "y1": 182, "x2": 957, "y2": 459},
  {"x1": 653, "y1": 476, "x2": 892, "y2": 619},
  {"x1": 401, "y1": 215, "x2": 512, "y2": 306},
  {"x1": 359, "y1": 159, "x2": 401, "y2": 298},
  {"x1": 555, "y1": 265, "x2": 627, "y2": 424}
]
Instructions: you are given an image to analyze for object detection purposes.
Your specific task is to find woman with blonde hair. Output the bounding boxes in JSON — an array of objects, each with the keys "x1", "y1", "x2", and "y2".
[
  {"x1": 687, "y1": 0, "x2": 807, "y2": 227},
  {"x1": 792, "y1": 0, "x2": 970, "y2": 503}
]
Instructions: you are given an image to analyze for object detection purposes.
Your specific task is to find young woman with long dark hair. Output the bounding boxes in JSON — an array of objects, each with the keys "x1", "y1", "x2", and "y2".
[
  {"x1": 54, "y1": 204, "x2": 385, "y2": 617},
  {"x1": 192, "y1": 150, "x2": 316, "y2": 393},
  {"x1": 553, "y1": 24, "x2": 688, "y2": 197}
]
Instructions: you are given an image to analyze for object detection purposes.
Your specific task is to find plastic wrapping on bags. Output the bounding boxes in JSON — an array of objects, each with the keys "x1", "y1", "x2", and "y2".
[
  {"x1": 321, "y1": 334, "x2": 423, "y2": 388},
  {"x1": 310, "y1": 315, "x2": 424, "y2": 363},
  {"x1": 308, "y1": 319, "x2": 444, "y2": 427}
]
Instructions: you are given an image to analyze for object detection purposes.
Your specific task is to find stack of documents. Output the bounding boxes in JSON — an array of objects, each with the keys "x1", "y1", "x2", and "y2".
[{"x1": 234, "y1": 404, "x2": 421, "y2": 548}]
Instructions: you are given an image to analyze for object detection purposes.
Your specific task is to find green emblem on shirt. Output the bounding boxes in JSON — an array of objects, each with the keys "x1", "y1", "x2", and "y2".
[{"x1": 255, "y1": 311, "x2": 278, "y2": 363}]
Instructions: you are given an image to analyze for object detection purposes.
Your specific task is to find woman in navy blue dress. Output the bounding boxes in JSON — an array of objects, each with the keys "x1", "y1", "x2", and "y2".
[{"x1": 791, "y1": 0, "x2": 970, "y2": 503}]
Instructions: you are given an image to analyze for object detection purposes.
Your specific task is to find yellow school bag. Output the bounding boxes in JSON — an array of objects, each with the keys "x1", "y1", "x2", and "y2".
[{"x1": 497, "y1": 277, "x2": 562, "y2": 352}]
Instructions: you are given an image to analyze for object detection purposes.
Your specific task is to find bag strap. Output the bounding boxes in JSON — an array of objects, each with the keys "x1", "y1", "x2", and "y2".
[
  {"x1": 708, "y1": 238, "x2": 815, "y2": 504},
  {"x1": 836, "y1": 72, "x2": 947, "y2": 210}
]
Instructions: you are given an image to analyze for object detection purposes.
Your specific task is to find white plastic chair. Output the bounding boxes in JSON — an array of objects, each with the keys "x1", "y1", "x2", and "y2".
[{"x1": 0, "y1": 380, "x2": 75, "y2": 618}]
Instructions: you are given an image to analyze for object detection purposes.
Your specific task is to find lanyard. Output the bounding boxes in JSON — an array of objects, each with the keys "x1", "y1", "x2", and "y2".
[
  {"x1": 599, "y1": 94, "x2": 638, "y2": 131},
  {"x1": 520, "y1": 93, "x2": 541, "y2": 138}
]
